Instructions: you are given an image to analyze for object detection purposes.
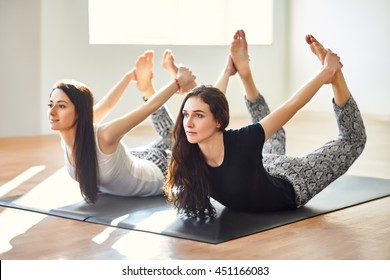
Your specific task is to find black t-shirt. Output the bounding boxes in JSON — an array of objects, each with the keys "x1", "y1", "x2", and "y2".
[{"x1": 208, "y1": 123, "x2": 296, "y2": 212}]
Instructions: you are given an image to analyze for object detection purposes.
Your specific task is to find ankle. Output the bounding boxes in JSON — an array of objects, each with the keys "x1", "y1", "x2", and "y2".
[
  {"x1": 141, "y1": 84, "x2": 155, "y2": 98},
  {"x1": 238, "y1": 68, "x2": 253, "y2": 81}
]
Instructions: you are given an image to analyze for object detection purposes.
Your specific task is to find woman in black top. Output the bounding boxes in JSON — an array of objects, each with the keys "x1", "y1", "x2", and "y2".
[{"x1": 164, "y1": 30, "x2": 366, "y2": 218}]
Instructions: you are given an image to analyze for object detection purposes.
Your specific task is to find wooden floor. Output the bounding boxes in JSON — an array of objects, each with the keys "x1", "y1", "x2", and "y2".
[{"x1": 0, "y1": 111, "x2": 389, "y2": 260}]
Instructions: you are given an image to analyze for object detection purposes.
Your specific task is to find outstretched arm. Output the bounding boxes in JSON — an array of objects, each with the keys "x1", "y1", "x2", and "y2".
[
  {"x1": 98, "y1": 67, "x2": 196, "y2": 154},
  {"x1": 214, "y1": 55, "x2": 237, "y2": 93},
  {"x1": 93, "y1": 69, "x2": 136, "y2": 124},
  {"x1": 260, "y1": 51, "x2": 341, "y2": 141}
]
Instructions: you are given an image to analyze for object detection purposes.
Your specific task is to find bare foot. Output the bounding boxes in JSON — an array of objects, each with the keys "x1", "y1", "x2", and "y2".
[
  {"x1": 135, "y1": 50, "x2": 154, "y2": 94},
  {"x1": 162, "y1": 49, "x2": 178, "y2": 78},
  {"x1": 230, "y1": 29, "x2": 251, "y2": 78},
  {"x1": 306, "y1": 34, "x2": 344, "y2": 86},
  {"x1": 305, "y1": 34, "x2": 327, "y2": 65}
]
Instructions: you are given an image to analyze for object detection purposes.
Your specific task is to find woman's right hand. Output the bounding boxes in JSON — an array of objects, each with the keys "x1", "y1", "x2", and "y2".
[
  {"x1": 322, "y1": 50, "x2": 342, "y2": 84},
  {"x1": 176, "y1": 66, "x2": 197, "y2": 94}
]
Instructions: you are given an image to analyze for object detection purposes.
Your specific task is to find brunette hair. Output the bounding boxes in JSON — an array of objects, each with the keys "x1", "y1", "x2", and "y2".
[
  {"x1": 51, "y1": 80, "x2": 99, "y2": 203},
  {"x1": 164, "y1": 85, "x2": 229, "y2": 218}
]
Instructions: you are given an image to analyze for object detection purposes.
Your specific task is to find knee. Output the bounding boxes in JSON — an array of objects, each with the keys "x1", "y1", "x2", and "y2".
[
  {"x1": 355, "y1": 137, "x2": 366, "y2": 158},
  {"x1": 353, "y1": 122, "x2": 367, "y2": 156}
]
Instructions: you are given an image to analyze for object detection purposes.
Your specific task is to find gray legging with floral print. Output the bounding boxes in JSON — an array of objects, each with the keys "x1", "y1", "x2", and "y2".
[
  {"x1": 128, "y1": 105, "x2": 173, "y2": 177},
  {"x1": 245, "y1": 94, "x2": 367, "y2": 207}
]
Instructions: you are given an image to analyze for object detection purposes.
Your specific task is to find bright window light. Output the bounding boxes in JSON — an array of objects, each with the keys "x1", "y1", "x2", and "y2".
[{"x1": 88, "y1": 0, "x2": 273, "y2": 45}]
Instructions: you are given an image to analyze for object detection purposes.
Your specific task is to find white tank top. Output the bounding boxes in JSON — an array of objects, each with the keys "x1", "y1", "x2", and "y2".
[{"x1": 62, "y1": 125, "x2": 164, "y2": 197}]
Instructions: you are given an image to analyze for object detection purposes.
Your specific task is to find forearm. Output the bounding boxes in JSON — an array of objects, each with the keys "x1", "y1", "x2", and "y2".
[
  {"x1": 286, "y1": 69, "x2": 330, "y2": 111},
  {"x1": 260, "y1": 69, "x2": 329, "y2": 141},
  {"x1": 104, "y1": 81, "x2": 178, "y2": 142},
  {"x1": 98, "y1": 72, "x2": 134, "y2": 109},
  {"x1": 93, "y1": 71, "x2": 135, "y2": 123},
  {"x1": 143, "y1": 81, "x2": 177, "y2": 113},
  {"x1": 214, "y1": 71, "x2": 230, "y2": 93}
]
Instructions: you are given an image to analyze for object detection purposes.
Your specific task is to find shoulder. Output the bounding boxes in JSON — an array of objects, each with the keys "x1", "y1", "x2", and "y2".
[
  {"x1": 93, "y1": 124, "x2": 100, "y2": 141},
  {"x1": 96, "y1": 123, "x2": 123, "y2": 155},
  {"x1": 224, "y1": 123, "x2": 265, "y2": 152},
  {"x1": 225, "y1": 123, "x2": 264, "y2": 139}
]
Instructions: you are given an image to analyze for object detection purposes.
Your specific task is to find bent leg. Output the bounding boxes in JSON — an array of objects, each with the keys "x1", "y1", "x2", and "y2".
[
  {"x1": 230, "y1": 30, "x2": 286, "y2": 155},
  {"x1": 230, "y1": 29, "x2": 260, "y2": 102},
  {"x1": 245, "y1": 95, "x2": 286, "y2": 155},
  {"x1": 136, "y1": 50, "x2": 175, "y2": 151},
  {"x1": 263, "y1": 96, "x2": 366, "y2": 206},
  {"x1": 130, "y1": 148, "x2": 169, "y2": 177},
  {"x1": 130, "y1": 104, "x2": 174, "y2": 176},
  {"x1": 150, "y1": 105, "x2": 174, "y2": 150}
]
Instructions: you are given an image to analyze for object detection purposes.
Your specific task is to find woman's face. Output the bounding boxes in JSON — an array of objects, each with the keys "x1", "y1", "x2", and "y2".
[
  {"x1": 48, "y1": 89, "x2": 77, "y2": 132},
  {"x1": 182, "y1": 96, "x2": 221, "y2": 144}
]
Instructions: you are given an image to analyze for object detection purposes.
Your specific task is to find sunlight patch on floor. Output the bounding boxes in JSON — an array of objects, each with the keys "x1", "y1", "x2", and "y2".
[
  {"x1": 0, "y1": 208, "x2": 46, "y2": 254},
  {"x1": 9, "y1": 167, "x2": 81, "y2": 210},
  {"x1": 0, "y1": 165, "x2": 46, "y2": 197},
  {"x1": 0, "y1": 166, "x2": 81, "y2": 255}
]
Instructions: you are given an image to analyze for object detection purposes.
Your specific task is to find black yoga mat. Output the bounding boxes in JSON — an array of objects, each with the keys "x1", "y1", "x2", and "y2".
[{"x1": 1, "y1": 174, "x2": 389, "y2": 244}]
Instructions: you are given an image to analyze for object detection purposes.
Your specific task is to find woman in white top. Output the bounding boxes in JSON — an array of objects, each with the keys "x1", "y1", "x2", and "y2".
[{"x1": 48, "y1": 50, "x2": 195, "y2": 203}]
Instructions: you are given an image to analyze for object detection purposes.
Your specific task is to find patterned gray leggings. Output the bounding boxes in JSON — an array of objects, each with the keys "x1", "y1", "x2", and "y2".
[
  {"x1": 245, "y1": 94, "x2": 367, "y2": 207},
  {"x1": 129, "y1": 105, "x2": 173, "y2": 177}
]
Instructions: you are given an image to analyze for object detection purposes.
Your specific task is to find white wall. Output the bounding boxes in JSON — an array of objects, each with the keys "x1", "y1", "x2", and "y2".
[
  {"x1": 0, "y1": 0, "x2": 41, "y2": 137},
  {"x1": 288, "y1": 0, "x2": 390, "y2": 115},
  {"x1": 1, "y1": 0, "x2": 388, "y2": 137}
]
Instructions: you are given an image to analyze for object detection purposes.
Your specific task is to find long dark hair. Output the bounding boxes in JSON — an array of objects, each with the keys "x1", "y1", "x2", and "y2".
[
  {"x1": 51, "y1": 80, "x2": 99, "y2": 203},
  {"x1": 164, "y1": 85, "x2": 230, "y2": 218}
]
